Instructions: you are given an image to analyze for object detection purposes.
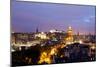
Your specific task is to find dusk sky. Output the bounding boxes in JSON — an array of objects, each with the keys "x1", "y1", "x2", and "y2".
[{"x1": 11, "y1": 1, "x2": 96, "y2": 34}]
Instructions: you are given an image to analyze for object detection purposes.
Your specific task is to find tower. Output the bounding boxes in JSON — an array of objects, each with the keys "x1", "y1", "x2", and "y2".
[
  {"x1": 36, "y1": 27, "x2": 39, "y2": 33},
  {"x1": 66, "y1": 26, "x2": 73, "y2": 43}
]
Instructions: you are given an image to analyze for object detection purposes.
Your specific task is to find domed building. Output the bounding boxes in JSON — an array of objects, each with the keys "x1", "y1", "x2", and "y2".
[{"x1": 66, "y1": 26, "x2": 74, "y2": 43}]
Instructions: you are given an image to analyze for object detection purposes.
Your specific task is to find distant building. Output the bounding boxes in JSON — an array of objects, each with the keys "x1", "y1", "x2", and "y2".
[
  {"x1": 50, "y1": 29, "x2": 62, "y2": 33},
  {"x1": 66, "y1": 26, "x2": 74, "y2": 43},
  {"x1": 35, "y1": 32, "x2": 49, "y2": 39},
  {"x1": 36, "y1": 27, "x2": 39, "y2": 33}
]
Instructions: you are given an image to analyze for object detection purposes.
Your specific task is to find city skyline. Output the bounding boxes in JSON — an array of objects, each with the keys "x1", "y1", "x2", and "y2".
[{"x1": 11, "y1": 1, "x2": 96, "y2": 35}]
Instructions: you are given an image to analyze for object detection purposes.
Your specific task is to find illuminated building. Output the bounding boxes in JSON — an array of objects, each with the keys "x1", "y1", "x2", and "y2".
[
  {"x1": 11, "y1": 34, "x2": 16, "y2": 44},
  {"x1": 35, "y1": 32, "x2": 49, "y2": 39},
  {"x1": 50, "y1": 29, "x2": 57, "y2": 33},
  {"x1": 66, "y1": 26, "x2": 73, "y2": 43},
  {"x1": 50, "y1": 29, "x2": 62, "y2": 33}
]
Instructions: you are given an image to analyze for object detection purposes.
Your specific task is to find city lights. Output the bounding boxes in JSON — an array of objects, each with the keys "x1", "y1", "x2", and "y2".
[
  {"x1": 11, "y1": 1, "x2": 96, "y2": 66},
  {"x1": 11, "y1": 26, "x2": 96, "y2": 66},
  {"x1": 38, "y1": 52, "x2": 51, "y2": 64},
  {"x1": 91, "y1": 45, "x2": 96, "y2": 50},
  {"x1": 79, "y1": 40, "x2": 83, "y2": 44}
]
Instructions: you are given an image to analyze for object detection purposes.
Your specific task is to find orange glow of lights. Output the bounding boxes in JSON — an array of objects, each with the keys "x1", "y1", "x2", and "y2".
[
  {"x1": 38, "y1": 52, "x2": 51, "y2": 64},
  {"x1": 50, "y1": 48, "x2": 57, "y2": 55},
  {"x1": 79, "y1": 40, "x2": 83, "y2": 44},
  {"x1": 91, "y1": 45, "x2": 96, "y2": 50}
]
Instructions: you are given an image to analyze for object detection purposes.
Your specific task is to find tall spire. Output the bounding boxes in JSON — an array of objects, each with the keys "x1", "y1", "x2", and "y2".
[{"x1": 36, "y1": 27, "x2": 39, "y2": 33}]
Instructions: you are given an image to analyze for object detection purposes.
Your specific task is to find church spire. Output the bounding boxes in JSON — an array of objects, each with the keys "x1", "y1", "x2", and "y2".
[{"x1": 36, "y1": 27, "x2": 39, "y2": 33}]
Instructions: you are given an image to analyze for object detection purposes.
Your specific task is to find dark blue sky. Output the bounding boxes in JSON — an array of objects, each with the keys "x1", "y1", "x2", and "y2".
[{"x1": 11, "y1": 1, "x2": 96, "y2": 34}]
